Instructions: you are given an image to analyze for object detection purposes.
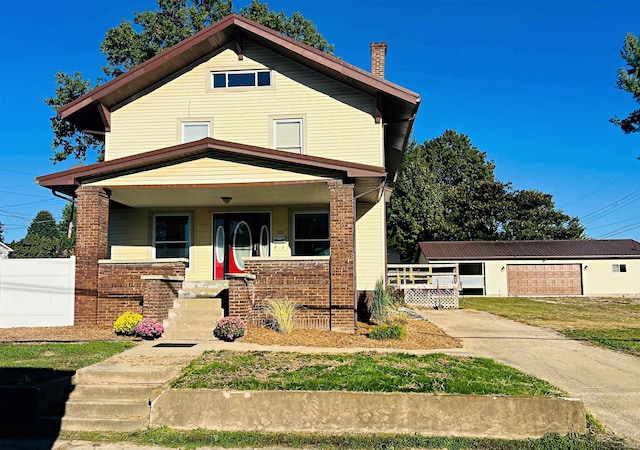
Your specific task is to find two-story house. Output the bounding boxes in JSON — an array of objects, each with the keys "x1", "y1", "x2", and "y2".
[{"x1": 37, "y1": 14, "x2": 420, "y2": 333}]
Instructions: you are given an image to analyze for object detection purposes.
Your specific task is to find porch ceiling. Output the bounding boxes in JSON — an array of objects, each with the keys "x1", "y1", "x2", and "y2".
[{"x1": 109, "y1": 182, "x2": 331, "y2": 208}]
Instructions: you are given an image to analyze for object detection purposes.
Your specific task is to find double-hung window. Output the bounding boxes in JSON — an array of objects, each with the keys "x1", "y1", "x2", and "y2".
[
  {"x1": 212, "y1": 70, "x2": 271, "y2": 89},
  {"x1": 154, "y1": 214, "x2": 191, "y2": 264},
  {"x1": 182, "y1": 122, "x2": 210, "y2": 143},
  {"x1": 274, "y1": 118, "x2": 303, "y2": 153},
  {"x1": 293, "y1": 212, "x2": 329, "y2": 256}
]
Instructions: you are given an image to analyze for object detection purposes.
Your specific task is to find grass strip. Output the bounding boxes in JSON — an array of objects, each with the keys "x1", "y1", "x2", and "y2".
[
  {"x1": 59, "y1": 428, "x2": 635, "y2": 450},
  {"x1": 463, "y1": 296, "x2": 640, "y2": 356},
  {"x1": 171, "y1": 351, "x2": 564, "y2": 397},
  {"x1": 0, "y1": 342, "x2": 135, "y2": 385},
  {"x1": 564, "y1": 329, "x2": 640, "y2": 356}
]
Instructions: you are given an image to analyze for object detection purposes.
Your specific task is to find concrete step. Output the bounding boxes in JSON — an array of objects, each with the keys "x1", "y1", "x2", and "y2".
[
  {"x1": 57, "y1": 416, "x2": 148, "y2": 432},
  {"x1": 64, "y1": 400, "x2": 149, "y2": 419},
  {"x1": 162, "y1": 328, "x2": 215, "y2": 341},
  {"x1": 69, "y1": 384, "x2": 161, "y2": 401},
  {"x1": 74, "y1": 366, "x2": 181, "y2": 385},
  {"x1": 173, "y1": 298, "x2": 222, "y2": 309},
  {"x1": 168, "y1": 308, "x2": 223, "y2": 320},
  {"x1": 165, "y1": 318, "x2": 220, "y2": 329},
  {"x1": 182, "y1": 280, "x2": 229, "y2": 289},
  {"x1": 178, "y1": 287, "x2": 226, "y2": 299}
]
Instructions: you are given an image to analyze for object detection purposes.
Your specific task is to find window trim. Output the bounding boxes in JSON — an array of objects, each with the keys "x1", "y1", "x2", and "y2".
[
  {"x1": 177, "y1": 118, "x2": 212, "y2": 144},
  {"x1": 152, "y1": 213, "x2": 192, "y2": 266},
  {"x1": 292, "y1": 210, "x2": 329, "y2": 256},
  {"x1": 210, "y1": 70, "x2": 272, "y2": 89},
  {"x1": 273, "y1": 117, "x2": 305, "y2": 154}
]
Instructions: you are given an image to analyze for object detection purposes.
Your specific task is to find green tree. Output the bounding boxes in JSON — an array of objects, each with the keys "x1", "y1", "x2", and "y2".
[
  {"x1": 46, "y1": 0, "x2": 333, "y2": 163},
  {"x1": 0, "y1": 221, "x2": 4, "y2": 243},
  {"x1": 387, "y1": 141, "x2": 444, "y2": 261},
  {"x1": 9, "y1": 210, "x2": 68, "y2": 258},
  {"x1": 611, "y1": 32, "x2": 640, "y2": 136},
  {"x1": 388, "y1": 130, "x2": 585, "y2": 261},
  {"x1": 501, "y1": 189, "x2": 585, "y2": 240}
]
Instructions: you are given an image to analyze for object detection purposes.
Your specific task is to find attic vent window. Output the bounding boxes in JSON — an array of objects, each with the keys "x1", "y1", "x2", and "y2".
[
  {"x1": 212, "y1": 70, "x2": 271, "y2": 88},
  {"x1": 613, "y1": 264, "x2": 627, "y2": 273}
]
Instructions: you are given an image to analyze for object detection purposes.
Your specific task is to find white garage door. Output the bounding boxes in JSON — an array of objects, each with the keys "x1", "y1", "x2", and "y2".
[{"x1": 507, "y1": 264, "x2": 582, "y2": 296}]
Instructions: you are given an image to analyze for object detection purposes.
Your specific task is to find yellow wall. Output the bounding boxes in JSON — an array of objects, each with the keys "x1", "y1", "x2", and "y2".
[
  {"x1": 109, "y1": 205, "x2": 293, "y2": 281},
  {"x1": 355, "y1": 200, "x2": 386, "y2": 291},
  {"x1": 106, "y1": 43, "x2": 381, "y2": 167}
]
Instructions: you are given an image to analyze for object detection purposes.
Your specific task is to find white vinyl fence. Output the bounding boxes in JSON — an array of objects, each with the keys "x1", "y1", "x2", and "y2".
[{"x1": 0, "y1": 257, "x2": 75, "y2": 328}]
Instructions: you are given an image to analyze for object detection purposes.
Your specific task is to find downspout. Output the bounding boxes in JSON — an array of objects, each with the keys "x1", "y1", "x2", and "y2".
[{"x1": 53, "y1": 190, "x2": 77, "y2": 238}]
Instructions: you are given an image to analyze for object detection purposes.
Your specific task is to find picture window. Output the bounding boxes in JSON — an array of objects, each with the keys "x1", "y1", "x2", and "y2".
[{"x1": 211, "y1": 70, "x2": 271, "y2": 89}]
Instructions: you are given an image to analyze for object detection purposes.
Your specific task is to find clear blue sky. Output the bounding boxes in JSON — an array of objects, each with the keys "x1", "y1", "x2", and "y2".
[{"x1": 1, "y1": 0, "x2": 639, "y2": 243}]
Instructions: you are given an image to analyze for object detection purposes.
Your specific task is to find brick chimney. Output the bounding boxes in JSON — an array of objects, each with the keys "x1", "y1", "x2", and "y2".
[{"x1": 370, "y1": 42, "x2": 388, "y2": 78}]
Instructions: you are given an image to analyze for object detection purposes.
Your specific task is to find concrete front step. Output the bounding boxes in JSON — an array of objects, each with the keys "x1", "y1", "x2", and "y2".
[
  {"x1": 162, "y1": 328, "x2": 215, "y2": 341},
  {"x1": 182, "y1": 280, "x2": 229, "y2": 289},
  {"x1": 74, "y1": 366, "x2": 181, "y2": 385},
  {"x1": 64, "y1": 399, "x2": 149, "y2": 419},
  {"x1": 57, "y1": 416, "x2": 148, "y2": 432},
  {"x1": 173, "y1": 298, "x2": 222, "y2": 309},
  {"x1": 165, "y1": 318, "x2": 221, "y2": 329},
  {"x1": 178, "y1": 287, "x2": 226, "y2": 299},
  {"x1": 69, "y1": 384, "x2": 161, "y2": 401},
  {"x1": 168, "y1": 308, "x2": 223, "y2": 320}
]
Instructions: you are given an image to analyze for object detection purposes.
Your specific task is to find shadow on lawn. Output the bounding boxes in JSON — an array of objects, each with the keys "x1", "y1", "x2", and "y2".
[{"x1": 0, "y1": 368, "x2": 74, "y2": 448}]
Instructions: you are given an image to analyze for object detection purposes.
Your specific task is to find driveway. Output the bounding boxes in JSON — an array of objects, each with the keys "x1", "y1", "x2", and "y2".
[{"x1": 427, "y1": 309, "x2": 640, "y2": 443}]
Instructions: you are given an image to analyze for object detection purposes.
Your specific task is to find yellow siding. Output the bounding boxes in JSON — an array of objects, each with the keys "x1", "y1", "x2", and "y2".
[
  {"x1": 109, "y1": 209, "x2": 151, "y2": 260},
  {"x1": 188, "y1": 208, "x2": 212, "y2": 281},
  {"x1": 271, "y1": 206, "x2": 291, "y2": 257},
  {"x1": 355, "y1": 200, "x2": 386, "y2": 291},
  {"x1": 106, "y1": 43, "x2": 380, "y2": 166},
  {"x1": 87, "y1": 157, "x2": 328, "y2": 186}
]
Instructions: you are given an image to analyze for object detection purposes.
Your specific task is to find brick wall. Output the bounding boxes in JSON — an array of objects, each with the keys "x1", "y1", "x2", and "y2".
[
  {"x1": 143, "y1": 278, "x2": 183, "y2": 321},
  {"x1": 328, "y1": 180, "x2": 356, "y2": 332},
  {"x1": 228, "y1": 259, "x2": 332, "y2": 329},
  {"x1": 75, "y1": 186, "x2": 110, "y2": 325},
  {"x1": 97, "y1": 262, "x2": 186, "y2": 324}
]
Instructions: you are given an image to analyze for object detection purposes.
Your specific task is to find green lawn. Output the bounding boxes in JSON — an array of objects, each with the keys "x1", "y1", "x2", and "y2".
[
  {"x1": 0, "y1": 342, "x2": 135, "y2": 385},
  {"x1": 463, "y1": 296, "x2": 640, "y2": 356},
  {"x1": 171, "y1": 350, "x2": 564, "y2": 397},
  {"x1": 60, "y1": 428, "x2": 635, "y2": 450}
]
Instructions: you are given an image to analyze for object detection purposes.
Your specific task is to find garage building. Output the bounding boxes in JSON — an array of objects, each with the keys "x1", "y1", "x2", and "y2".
[{"x1": 417, "y1": 240, "x2": 640, "y2": 297}]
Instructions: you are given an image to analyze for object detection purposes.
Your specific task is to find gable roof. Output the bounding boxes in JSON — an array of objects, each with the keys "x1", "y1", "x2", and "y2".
[
  {"x1": 0, "y1": 242, "x2": 13, "y2": 254},
  {"x1": 58, "y1": 14, "x2": 421, "y2": 177},
  {"x1": 36, "y1": 137, "x2": 386, "y2": 197},
  {"x1": 418, "y1": 240, "x2": 640, "y2": 260}
]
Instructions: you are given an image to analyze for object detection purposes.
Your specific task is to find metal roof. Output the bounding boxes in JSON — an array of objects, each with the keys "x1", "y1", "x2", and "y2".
[{"x1": 418, "y1": 240, "x2": 640, "y2": 260}]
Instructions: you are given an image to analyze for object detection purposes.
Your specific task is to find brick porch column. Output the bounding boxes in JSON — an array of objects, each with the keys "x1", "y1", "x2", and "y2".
[
  {"x1": 75, "y1": 186, "x2": 110, "y2": 325},
  {"x1": 328, "y1": 179, "x2": 356, "y2": 332}
]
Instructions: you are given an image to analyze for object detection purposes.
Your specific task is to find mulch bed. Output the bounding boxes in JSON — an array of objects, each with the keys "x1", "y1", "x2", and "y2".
[{"x1": 0, "y1": 320, "x2": 461, "y2": 350}]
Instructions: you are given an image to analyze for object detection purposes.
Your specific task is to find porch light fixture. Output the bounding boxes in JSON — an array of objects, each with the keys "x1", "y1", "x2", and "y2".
[{"x1": 221, "y1": 196, "x2": 233, "y2": 204}]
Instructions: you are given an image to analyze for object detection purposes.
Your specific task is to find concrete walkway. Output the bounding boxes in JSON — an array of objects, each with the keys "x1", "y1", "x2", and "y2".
[{"x1": 425, "y1": 309, "x2": 640, "y2": 444}]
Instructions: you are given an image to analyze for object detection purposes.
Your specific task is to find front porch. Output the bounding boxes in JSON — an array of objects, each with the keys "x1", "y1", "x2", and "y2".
[{"x1": 73, "y1": 178, "x2": 358, "y2": 332}]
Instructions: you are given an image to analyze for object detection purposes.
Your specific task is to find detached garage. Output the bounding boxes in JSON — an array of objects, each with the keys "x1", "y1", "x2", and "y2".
[{"x1": 418, "y1": 240, "x2": 640, "y2": 297}]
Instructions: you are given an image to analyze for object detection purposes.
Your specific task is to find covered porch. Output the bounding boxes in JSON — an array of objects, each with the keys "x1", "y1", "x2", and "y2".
[{"x1": 37, "y1": 139, "x2": 386, "y2": 333}]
